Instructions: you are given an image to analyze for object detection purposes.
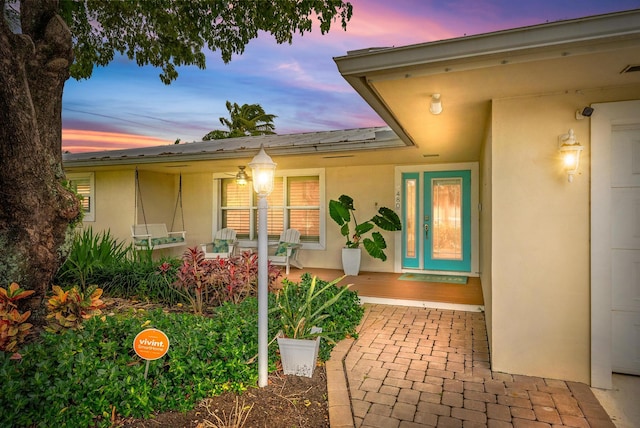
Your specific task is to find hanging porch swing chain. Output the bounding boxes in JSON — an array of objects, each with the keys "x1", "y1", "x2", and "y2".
[
  {"x1": 135, "y1": 168, "x2": 150, "y2": 236},
  {"x1": 170, "y1": 174, "x2": 184, "y2": 233}
]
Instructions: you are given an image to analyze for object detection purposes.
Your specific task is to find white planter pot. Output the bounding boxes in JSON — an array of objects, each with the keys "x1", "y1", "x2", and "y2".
[
  {"x1": 277, "y1": 330, "x2": 321, "y2": 378},
  {"x1": 341, "y1": 247, "x2": 361, "y2": 276}
]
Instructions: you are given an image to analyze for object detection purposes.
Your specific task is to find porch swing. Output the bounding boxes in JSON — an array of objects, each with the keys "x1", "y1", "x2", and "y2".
[{"x1": 131, "y1": 169, "x2": 187, "y2": 250}]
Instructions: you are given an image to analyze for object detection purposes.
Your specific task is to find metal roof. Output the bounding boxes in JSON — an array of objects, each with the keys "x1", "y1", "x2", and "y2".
[{"x1": 63, "y1": 126, "x2": 403, "y2": 167}]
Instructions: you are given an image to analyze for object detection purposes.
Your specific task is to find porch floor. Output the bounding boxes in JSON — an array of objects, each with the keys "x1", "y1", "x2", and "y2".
[{"x1": 281, "y1": 268, "x2": 484, "y2": 310}]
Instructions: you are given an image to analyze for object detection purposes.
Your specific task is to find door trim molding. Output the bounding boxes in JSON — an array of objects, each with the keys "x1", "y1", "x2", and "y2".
[
  {"x1": 591, "y1": 99, "x2": 640, "y2": 389},
  {"x1": 394, "y1": 163, "x2": 479, "y2": 274}
]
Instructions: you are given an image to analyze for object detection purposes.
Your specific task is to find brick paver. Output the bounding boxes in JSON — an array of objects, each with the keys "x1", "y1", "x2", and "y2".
[{"x1": 328, "y1": 304, "x2": 615, "y2": 428}]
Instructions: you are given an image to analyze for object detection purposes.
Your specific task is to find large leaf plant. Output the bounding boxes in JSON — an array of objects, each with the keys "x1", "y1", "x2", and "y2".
[{"x1": 329, "y1": 194, "x2": 402, "y2": 261}]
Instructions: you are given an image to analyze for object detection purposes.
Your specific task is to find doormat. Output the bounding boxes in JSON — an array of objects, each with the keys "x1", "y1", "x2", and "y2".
[{"x1": 399, "y1": 273, "x2": 468, "y2": 284}]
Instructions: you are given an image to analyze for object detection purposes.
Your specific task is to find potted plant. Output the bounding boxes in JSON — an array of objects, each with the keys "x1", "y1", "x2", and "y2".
[
  {"x1": 272, "y1": 275, "x2": 352, "y2": 377},
  {"x1": 329, "y1": 194, "x2": 402, "y2": 275}
]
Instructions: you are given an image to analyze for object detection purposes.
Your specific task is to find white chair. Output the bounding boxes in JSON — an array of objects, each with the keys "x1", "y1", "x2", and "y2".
[
  {"x1": 200, "y1": 228, "x2": 237, "y2": 259},
  {"x1": 268, "y1": 229, "x2": 303, "y2": 274}
]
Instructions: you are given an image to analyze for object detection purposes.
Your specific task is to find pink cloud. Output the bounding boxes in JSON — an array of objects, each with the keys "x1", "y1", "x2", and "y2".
[
  {"x1": 274, "y1": 60, "x2": 353, "y2": 93},
  {"x1": 62, "y1": 129, "x2": 172, "y2": 153},
  {"x1": 342, "y1": 2, "x2": 457, "y2": 45}
]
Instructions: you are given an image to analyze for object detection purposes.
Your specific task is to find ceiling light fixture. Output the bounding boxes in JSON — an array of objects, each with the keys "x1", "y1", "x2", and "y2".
[
  {"x1": 235, "y1": 166, "x2": 250, "y2": 185},
  {"x1": 429, "y1": 93, "x2": 442, "y2": 115}
]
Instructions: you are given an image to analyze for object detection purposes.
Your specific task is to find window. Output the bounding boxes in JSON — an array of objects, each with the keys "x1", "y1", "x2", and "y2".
[
  {"x1": 67, "y1": 172, "x2": 95, "y2": 222},
  {"x1": 218, "y1": 170, "x2": 324, "y2": 247}
]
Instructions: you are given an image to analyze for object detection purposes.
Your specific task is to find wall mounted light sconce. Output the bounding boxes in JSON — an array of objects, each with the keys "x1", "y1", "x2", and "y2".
[
  {"x1": 558, "y1": 129, "x2": 583, "y2": 183},
  {"x1": 575, "y1": 106, "x2": 594, "y2": 120},
  {"x1": 429, "y1": 93, "x2": 442, "y2": 115}
]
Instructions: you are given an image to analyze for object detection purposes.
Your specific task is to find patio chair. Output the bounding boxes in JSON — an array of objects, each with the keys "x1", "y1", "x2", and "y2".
[
  {"x1": 268, "y1": 229, "x2": 303, "y2": 274},
  {"x1": 200, "y1": 228, "x2": 237, "y2": 259}
]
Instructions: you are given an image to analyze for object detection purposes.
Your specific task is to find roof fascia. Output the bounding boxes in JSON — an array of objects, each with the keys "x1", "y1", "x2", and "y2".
[{"x1": 334, "y1": 10, "x2": 640, "y2": 77}]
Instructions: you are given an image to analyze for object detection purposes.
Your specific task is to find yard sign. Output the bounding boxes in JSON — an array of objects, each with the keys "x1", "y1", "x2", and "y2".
[{"x1": 134, "y1": 328, "x2": 169, "y2": 379}]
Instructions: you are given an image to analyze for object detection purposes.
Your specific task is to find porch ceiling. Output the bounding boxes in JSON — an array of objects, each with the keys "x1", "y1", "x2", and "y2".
[{"x1": 334, "y1": 9, "x2": 640, "y2": 164}]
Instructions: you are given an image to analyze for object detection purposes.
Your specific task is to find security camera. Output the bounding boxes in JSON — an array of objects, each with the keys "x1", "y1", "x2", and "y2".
[{"x1": 576, "y1": 106, "x2": 594, "y2": 120}]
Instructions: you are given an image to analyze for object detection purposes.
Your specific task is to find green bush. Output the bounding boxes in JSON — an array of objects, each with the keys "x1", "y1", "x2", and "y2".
[
  {"x1": 0, "y1": 302, "x2": 273, "y2": 427},
  {"x1": 55, "y1": 227, "x2": 132, "y2": 290},
  {"x1": 0, "y1": 273, "x2": 363, "y2": 427},
  {"x1": 270, "y1": 273, "x2": 364, "y2": 361},
  {"x1": 94, "y1": 257, "x2": 185, "y2": 305}
]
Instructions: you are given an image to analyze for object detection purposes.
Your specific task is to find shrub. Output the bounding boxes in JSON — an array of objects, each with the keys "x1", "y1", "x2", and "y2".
[
  {"x1": 174, "y1": 247, "x2": 281, "y2": 314},
  {"x1": 45, "y1": 285, "x2": 104, "y2": 332},
  {"x1": 95, "y1": 257, "x2": 184, "y2": 305},
  {"x1": 273, "y1": 275, "x2": 353, "y2": 341},
  {"x1": 0, "y1": 283, "x2": 34, "y2": 353},
  {"x1": 270, "y1": 273, "x2": 364, "y2": 361},
  {"x1": 0, "y1": 304, "x2": 275, "y2": 427},
  {"x1": 0, "y1": 277, "x2": 363, "y2": 427},
  {"x1": 56, "y1": 227, "x2": 132, "y2": 290}
]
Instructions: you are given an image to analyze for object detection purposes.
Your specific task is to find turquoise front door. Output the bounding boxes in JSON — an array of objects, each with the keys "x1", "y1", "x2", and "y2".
[
  {"x1": 401, "y1": 170, "x2": 472, "y2": 272},
  {"x1": 424, "y1": 171, "x2": 471, "y2": 271}
]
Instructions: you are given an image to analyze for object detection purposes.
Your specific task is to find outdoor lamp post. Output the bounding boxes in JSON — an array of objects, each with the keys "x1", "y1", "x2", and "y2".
[{"x1": 248, "y1": 145, "x2": 276, "y2": 387}]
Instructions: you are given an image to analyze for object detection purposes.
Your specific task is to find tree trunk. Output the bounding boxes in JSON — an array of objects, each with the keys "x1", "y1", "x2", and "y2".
[{"x1": 0, "y1": 0, "x2": 80, "y2": 316}]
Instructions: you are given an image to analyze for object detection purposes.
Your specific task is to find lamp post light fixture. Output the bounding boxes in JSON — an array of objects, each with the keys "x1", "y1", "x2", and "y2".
[
  {"x1": 248, "y1": 145, "x2": 276, "y2": 387},
  {"x1": 558, "y1": 129, "x2": 583, "y2": 183}
]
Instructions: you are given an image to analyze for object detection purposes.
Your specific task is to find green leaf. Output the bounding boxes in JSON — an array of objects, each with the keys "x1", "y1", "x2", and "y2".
[
  {"x1": 354, "y1": 222, "x2": 374, "y2": 235},
  {"x1": 338, "y1": 195, "x2": 355, "y2": 210},
  {"x1": 371, "y1": 207, "x2": 402, "y2": 231},
  {"x1": 363, "y1": 232, "x2": 387, "y2": 261},
  {"x1": 339, "y1": 223, "x2": 350, "y2": 239},
  {"x1": 329, "y1": 199, "x2": 350, "y2": 226}
]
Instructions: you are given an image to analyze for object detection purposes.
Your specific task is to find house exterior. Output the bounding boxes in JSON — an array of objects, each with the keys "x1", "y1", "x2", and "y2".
[{"x1": 63, "y1": 10, "x2": 640, "y2": 389}]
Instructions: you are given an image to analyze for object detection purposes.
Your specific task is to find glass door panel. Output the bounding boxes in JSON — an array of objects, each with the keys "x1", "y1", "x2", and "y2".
[
  {"x1": 402, "y1": 173, "x2": 420, "y2": 268},
  {"x1": 432, "y1": 177, "x2": 463, "y2": 261},
  {"x1": 424, "y1": 171, "x2": 471, "y2": 272}
]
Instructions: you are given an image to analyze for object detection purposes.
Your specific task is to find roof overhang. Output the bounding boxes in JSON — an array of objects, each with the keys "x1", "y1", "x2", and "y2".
[{"x1": 334, "y1": 9, "x2": 640, "y2": 162}]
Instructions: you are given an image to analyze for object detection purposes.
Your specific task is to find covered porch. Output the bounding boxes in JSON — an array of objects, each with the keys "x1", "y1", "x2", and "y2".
[{"x1": 282, "y1": 268, "x2": 484, "y2": 312}]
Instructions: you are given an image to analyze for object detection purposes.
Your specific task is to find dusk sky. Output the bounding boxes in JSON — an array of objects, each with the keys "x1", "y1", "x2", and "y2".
[{"x1": 61, "y1": 0, "x2": 640, "y2": 153}]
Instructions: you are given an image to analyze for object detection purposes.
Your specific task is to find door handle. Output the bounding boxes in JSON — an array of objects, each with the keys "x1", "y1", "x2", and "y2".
[{"x1": 424, "y1": 223, "x2": 429, "y2": 239}]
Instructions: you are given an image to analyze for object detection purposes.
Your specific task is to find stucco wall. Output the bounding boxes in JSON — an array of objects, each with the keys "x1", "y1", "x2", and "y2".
[
  {"x1": 303, "y1": 164, "x2": 399, "y2": 272},
  {"x1": 491, "y1": 93, "x2": 592, "y2": 382},
  {"x1": 86, "y1": 170, "x2": 135, "y2": 244},
  {"x1": 479, "y1": 117, "x2": 493, "y2": 351},
  {"x1": 136, "y1": 171, "x2": 175, "y2": 226},
  {"x1": 181, "y1": 173, "x2": 214, "y2": 248},
  {"x1": 491, "y1": 87, "x2": 640, "y2": 383},
  {"x1": 330, "y1": 164, "x2": 398, "y2": 272}
]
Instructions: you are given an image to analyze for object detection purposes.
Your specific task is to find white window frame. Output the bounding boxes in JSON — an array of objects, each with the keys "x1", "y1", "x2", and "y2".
[
  {"x1": 66, "y1": 172, "x2": 95, "y2": 222},
  {"x1": 213, "y1": 168, "x2": 325, "y2": 250}
]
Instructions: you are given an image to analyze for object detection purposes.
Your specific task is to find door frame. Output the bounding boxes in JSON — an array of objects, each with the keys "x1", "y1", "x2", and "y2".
[
  {"x1": 591, "y1": 100, "x2": 640, "y2": 389},
  {"x1": 394, "y1": 163, "x2": 479, "y2": 275}
]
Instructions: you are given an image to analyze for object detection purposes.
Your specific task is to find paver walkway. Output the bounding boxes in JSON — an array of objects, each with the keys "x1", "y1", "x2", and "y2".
[{"x1": 327, "y1": 304, "x2": 615, "y2": 428}]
